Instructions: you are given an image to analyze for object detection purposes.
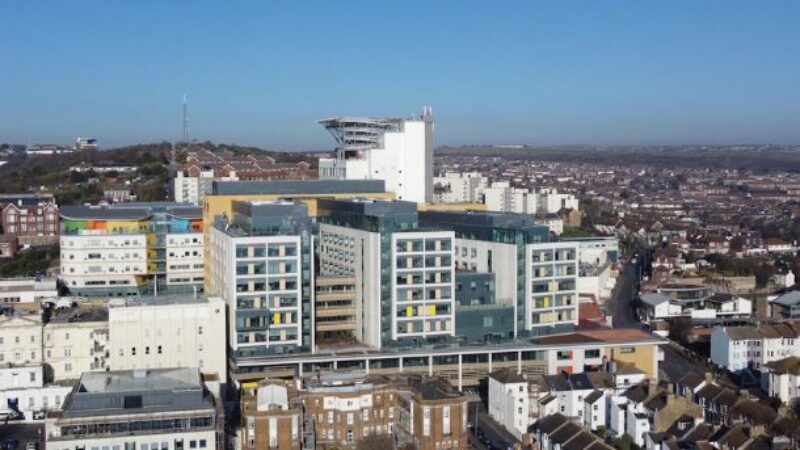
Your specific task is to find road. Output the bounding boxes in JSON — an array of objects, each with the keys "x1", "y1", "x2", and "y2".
[
  {"x1": 609, "y1": 261, "x2": 644, "y2": 329},
  {"x1": 607, "y1": 248, "x2": 707, "y2": 382}
]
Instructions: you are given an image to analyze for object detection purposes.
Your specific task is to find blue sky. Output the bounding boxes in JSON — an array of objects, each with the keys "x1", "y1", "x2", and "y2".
[{"x1": 1, "y1": 1, "x2": 799, "y2": 150}]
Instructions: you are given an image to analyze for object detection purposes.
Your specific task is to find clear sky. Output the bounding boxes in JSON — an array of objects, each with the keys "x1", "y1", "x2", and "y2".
[{"x1": 1, "y1": 1, "x2": 799, "y2": 150}]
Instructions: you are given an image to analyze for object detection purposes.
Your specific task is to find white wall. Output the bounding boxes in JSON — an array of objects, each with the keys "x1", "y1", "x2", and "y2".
[
  {"x1": 488, "y1": 377, "x2": 529, "y2": 439},
  {"x1": 709, "y1": 328, "x2": 732, "y2": 370},
  {"x1": 0, "y1": 314, "x2": 42, "y2": 367},
  {"x1": 166, "y1": 232, "x2": 205, "y2": 286},
  {"x1": 108, "y1": 297, "x2": 227, "y2": 385},
  {"x1": 0, "y1": 278, "x2": 58, "y2": 304},
  {"x1": 60, "y1": 234, "x2": 148, "y2": 289},
  {"x1": 44, "y1": 320, "x2": 108, "y2": 381}
]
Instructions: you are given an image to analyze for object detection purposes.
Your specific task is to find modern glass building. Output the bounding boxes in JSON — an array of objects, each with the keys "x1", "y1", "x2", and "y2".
[
  {"x1": 316, "y1": 198, "x2": 456, "y2": 349},
  {"x1": 208, "y1": 200, "x2": 314, "y2": 374},
  {"x1": 419, "y1": 211, "x2": 578, "y2": 337}
]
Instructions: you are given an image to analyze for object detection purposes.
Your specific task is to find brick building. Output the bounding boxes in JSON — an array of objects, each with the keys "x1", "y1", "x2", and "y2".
[
  {"x1": 240, "y1": 380, "x2": 302, "y2": 450},
  {"x1": 0, "y1": 194, "x2": 59, "y2": 244},
  {"x1": 239, "y1": 374, "x2": 470, "y2": 450}
]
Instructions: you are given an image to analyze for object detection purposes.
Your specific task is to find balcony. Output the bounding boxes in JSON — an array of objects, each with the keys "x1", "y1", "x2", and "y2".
[{"x1": 315, "y1": 306, "x2": 356, "y2": 318}]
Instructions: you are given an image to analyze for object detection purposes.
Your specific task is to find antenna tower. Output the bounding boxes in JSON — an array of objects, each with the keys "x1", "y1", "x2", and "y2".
[{"x1": 182, "y1": 95, "x2": 189, "y2": 143}]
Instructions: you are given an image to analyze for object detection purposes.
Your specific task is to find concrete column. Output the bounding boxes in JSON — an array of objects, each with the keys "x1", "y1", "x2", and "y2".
[
  {"x1": 488, "y1": 353, "x2": 493, "y2": 373},
  {"x1": 458, "y1": 354, "x2": 463, "y2": 391},
  {"x1": 333, "y1": 360, "x2": 338, "y2": 370},
  {"x1": 298, "y1": 363, "x2": 303, "y2": 377},
  {"x1": 517, "y1": 351, "x2": 522, "y2": 374},
  {"x1": 428, "y1": 356, "x2": 433, "y2": 376},
  {"x1": 399, "y1": 357, "x2": 404, "y2": 373}
]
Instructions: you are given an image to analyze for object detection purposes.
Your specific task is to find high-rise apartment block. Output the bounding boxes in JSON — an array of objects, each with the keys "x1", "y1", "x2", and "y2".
[
  {"x1": 483, "y1": 182, "x2": 579, "y2": 216},
  {"x1": 209, "y1": 200, "x2": 314, "y2": 367},
  {"x1": 60, "y1": 203, "x2": 204, "y2": 297},
  {"x1": 317, "y1": 198, "x2": 456, "y2": 349},
  {"x1": 419, "y1": 211, "x2": 579, "y2": 336},
  {"x1": 318, "y1": 107, "x2": 434, "y2": 204},
  {"x1": 433, "y1": 171, "x2": 489, "y2": 204}
]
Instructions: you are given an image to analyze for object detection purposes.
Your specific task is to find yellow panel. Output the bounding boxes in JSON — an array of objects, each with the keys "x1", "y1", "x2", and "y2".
[
  {"x1": 406, "y1": 306, "x2": 413, "y2": 317},
  {"x1": 544, "y1": 297, "x2": 550, "y2": 307},
  {"x1": 273, "y1": 313, "x2": 281, "y2": 325},
  {"x1": 427, "y1": 305, "x2": 436, "y2": 316}
]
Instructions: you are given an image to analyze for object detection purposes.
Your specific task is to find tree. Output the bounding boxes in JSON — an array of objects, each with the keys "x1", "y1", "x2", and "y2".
[
  {"x1": 616, "y1": 434, "x2": 642, "y2": 450},
  {"x1": 69, "y1": 170, "x2": 88, "y2": 183},
  {"x1": 669, "y1": 317, "x2": 692, "y2": 344}
]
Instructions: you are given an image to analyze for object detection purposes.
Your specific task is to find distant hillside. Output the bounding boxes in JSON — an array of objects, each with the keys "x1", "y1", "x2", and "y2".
[
  {"x1": 0, "y1": 141, "x2": 315, "y2": 195},
  {"x1": 436, "y1": 145, "x2": 800, "y2": 172},
  {"x1": 178, "y1": 141, "x2": 312, "y2": 165},
  {"x1": 0, "y1": 142, "x2": 172, "y2": 193}
]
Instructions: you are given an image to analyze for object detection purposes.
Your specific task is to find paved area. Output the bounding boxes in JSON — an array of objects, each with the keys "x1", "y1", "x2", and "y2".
[
  {"x1": 476, "y1": 413, "x2": 517, "y2": 450},
  {"x1": 610, "y1": 257, "x2": 645, "y2": 329}
]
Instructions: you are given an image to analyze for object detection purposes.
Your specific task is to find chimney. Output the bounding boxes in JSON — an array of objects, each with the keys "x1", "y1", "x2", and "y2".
[{"x1": 704, "y1": 372, "x2": 713, "y2": 384}]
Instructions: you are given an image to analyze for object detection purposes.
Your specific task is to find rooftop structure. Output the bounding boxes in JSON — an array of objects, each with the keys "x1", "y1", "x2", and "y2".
[
  {"x1": 212, "y1": 179, "x2": 386, "y2": 196},
  {"x1": 318, "y1": 107, "x2": 434, "y2": 204},
  {"x1": 48, "y1": 368, "x2": 219, "y2": 447}
]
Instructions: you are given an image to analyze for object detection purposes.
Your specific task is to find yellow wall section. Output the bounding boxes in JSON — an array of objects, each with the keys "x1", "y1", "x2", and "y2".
[
  {"x1": 605, "y1": 344, "x2": 659, "y2": 378},
  {"x1": 417, "y1": 202, "x2": 487, "y2": 212},
  {"x1": 106, "y1": 220, "x2": 146, "y2": 233}
]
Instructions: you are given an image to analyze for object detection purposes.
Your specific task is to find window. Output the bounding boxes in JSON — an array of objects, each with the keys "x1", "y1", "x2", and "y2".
[
  {"x1": 158, "y1": 345, "x2": 162, "y2": 354},
  {"x1": 189, "y1": 441, "x2": 196, "y2": 449},
  {"x1": 443, "y1": 405, "x2": 451, "y2": 436},
  {"x1": 65, "y1": 363, "x2": 72, "y2": 372},
  {"x1": 585, "y1": 349, "x2": 601, "y2": 358},
  {"x1": 132, "y1": 347, "x2": 137, "y2": 356},
  {"x1": 199, "y1": 440, "x2": 206, "y2": 448}
]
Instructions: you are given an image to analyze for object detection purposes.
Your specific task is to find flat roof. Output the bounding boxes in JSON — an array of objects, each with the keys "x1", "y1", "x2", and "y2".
[
  {"x1": 108, "y1": 294, "x2": 218, "y2": 308},
  {"x1": 48, "y1": 304, "x2": 109, "y2": 323},
  {"x1": 640, "y1": 292, "x2": 670, "y2": 306},
  {"x1": 213, "y1": 179, "x2": 386, "y2": 196},
  {"x1": 60, "y1": 204, "x2": 201, "y2": 221},
  {"x1": 62, "y1": 368, "x2": 214, "y2": 419},
  {"x1": 232, "y1": 328, "x2": 665, "y2": 369}
]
